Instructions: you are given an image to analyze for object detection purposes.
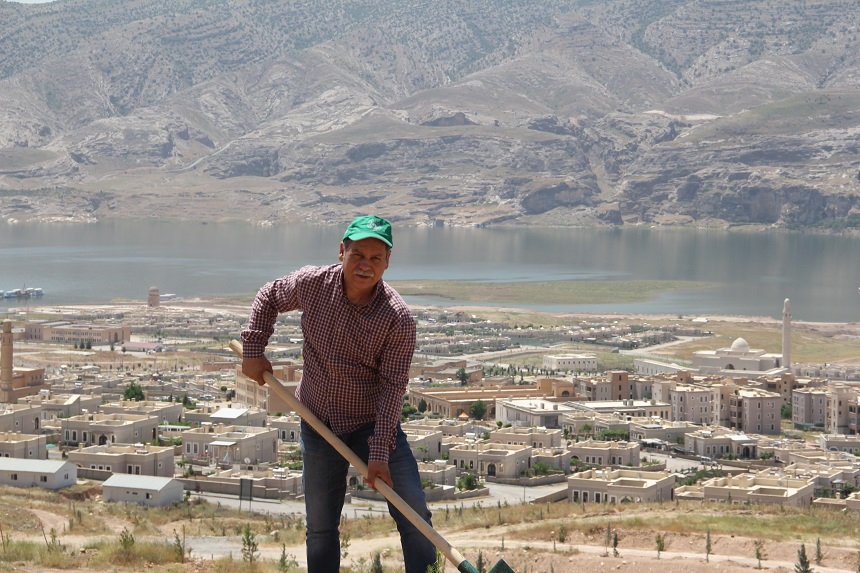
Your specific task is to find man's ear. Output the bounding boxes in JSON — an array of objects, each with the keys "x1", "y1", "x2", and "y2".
[{"x1": 338, "y1": 242, "x2": 345, "y2": 261}]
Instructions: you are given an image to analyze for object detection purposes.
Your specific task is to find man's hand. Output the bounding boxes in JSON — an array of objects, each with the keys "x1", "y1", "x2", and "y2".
[
  {"x1": 242, "y1": 356, "x2": 273, "y2": 386},
  {"x1": 367, "y1": 460, "x2": 393, "y2": 490}
]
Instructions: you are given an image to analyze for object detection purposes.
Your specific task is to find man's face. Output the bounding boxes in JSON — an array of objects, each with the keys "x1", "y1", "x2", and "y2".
[{"x1": 339, "y1": 237, "x2": 391, "y2": 293}]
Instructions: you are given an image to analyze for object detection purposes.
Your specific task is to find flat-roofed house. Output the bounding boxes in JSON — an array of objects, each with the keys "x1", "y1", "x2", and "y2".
[
  {"x1": 181, "y1": 424, "x2": 278, "y2": 466},
  {"x1": 568, "y1": 468, "x2": 675, "y2": 504},
  {"x1": 0, "y1": 432, "x2": 47, "y2": 459},
  {"x1": 269, "y1": 413, "x2": 301, "y2": 443},
  {"x1": 0, "y1": 458, "x2": 77, "y2": 490},
  {"x1": 0, "y1": 403, "x2": 43, "y2": 434},
  {"x1": 99, "y1": 400, "x2": 184, "y2": 425},
  {"x1": 569, "y1": 439, "x2": 640, "y2": 467},
  {"x1": 448, "y1": 442, "x2": 531, "y2": 479},
  {"x1": 62, "y1": 412, "x2": 159, "y2": 447},
  {"x1": 695, "y1": 473, "x2": 815, "y2": 506},
  {"x1": 102, "y1": 474, "x2": 184, "y2": 507},
  {"x1": 68, "y1": 443, "x2": 174, "y2": 477}
]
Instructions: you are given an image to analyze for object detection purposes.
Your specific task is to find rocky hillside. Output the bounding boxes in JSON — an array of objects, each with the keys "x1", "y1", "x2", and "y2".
[{"x1": 1, "y1": 0, "x2": 859, "y2": 229}]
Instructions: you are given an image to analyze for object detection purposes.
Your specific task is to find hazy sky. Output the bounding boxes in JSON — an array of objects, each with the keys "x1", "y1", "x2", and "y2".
[{"x1": 7, "y1": 0, "x2": 57, "y2": 3}]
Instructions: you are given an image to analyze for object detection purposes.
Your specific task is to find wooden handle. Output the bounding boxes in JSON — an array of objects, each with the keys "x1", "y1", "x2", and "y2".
[{"x1": 228, "y1": 340, "x2": 467, "y2": 569}]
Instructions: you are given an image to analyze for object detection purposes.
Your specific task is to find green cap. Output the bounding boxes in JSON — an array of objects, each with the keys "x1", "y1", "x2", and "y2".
[{"x1": 343, "y1": 215, "x2": 393, "y2": 247}]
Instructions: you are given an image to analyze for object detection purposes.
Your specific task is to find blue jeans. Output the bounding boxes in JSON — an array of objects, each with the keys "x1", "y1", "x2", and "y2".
[{"x1": 300, "y1": 420, "x2": 436, "y2": 573}]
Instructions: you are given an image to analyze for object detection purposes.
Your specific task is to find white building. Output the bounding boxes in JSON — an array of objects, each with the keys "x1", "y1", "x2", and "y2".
[
  {"x1": 102, "y1": 474, "x2": 184, "y2": 507},
  {"x1": 542, "y1": 353, "x2": 597, "y2": 372},
  {"x1": 0, "y1": 458, "x2": 77, "y2": 490}
]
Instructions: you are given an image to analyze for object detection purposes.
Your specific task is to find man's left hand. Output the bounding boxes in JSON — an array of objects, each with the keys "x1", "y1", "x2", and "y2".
[{"x1": 367, "y1": 460, "x2": 393, "y2": 490}]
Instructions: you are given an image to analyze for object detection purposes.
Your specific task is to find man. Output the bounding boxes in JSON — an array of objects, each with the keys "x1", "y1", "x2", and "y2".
[{"x1": 241, "y1": 215, "x2": 436, "y2": 573}]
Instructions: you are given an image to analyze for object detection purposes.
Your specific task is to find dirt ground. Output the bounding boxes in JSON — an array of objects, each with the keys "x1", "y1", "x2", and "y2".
[{"x1": 15, "y1": 506, "x2": 860, "y2": 573}]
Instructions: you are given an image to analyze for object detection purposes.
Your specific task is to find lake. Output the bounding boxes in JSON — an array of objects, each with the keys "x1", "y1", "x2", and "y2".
[{"x1": 1, "y1": 221, "x2": 858, "y2": 322}]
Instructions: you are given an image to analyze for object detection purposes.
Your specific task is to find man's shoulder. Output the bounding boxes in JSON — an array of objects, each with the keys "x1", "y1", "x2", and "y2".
[
  {"x1": 379, "y1": 281, "x2": 412, "y2": 318},
  {"x1": 294, "y1": 264, "x2": 340, "y2": 283}
]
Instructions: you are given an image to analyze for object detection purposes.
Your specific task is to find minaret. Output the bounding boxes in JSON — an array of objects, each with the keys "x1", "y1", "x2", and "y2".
[
  {"x1": 1, "y1": 320, "x2": 13, "y2": 394},
  {"x1": 782, "y1": 298, "x2": 791, "y2": 371}
]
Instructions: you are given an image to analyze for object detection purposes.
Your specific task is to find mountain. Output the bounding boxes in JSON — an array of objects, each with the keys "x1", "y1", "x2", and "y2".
[{"x1": 1, "y1": 0, "x2": 859, "y2": 229}]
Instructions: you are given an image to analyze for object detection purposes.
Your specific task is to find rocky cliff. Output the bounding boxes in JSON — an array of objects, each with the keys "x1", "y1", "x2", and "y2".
[{"x1": 0, "y1": 0, "x2": 858, "y2": 230}]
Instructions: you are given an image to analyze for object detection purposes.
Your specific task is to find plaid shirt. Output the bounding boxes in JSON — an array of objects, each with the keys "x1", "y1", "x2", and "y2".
[{"x1": 241, "y1": 264, "x2": 416, "y2": 463}]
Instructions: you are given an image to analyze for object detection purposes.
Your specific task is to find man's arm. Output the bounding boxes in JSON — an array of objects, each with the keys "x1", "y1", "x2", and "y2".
[
  {"x1": 367, "y1": 310, "x2": 417, "y2": 467},
  {"x1": 240, "y1": 273, "x2": 301, "y2": 379}
]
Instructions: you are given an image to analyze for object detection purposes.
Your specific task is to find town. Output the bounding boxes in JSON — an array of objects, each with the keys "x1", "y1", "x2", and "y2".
[{"x1": 2, "y1": 289, "x2": 859, "y2": 518}]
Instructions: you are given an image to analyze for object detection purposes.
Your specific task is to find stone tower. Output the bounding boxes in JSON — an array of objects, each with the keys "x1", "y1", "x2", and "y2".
[
  {"x1": 782, "y1": 298, "x2": 791, "y2": 371},
  {"x1": 1, "y1": 320, "x2": 13, "y2": 394},
  {"x1": 148, "y1": 286, "x2": 160, "y2": 307}
]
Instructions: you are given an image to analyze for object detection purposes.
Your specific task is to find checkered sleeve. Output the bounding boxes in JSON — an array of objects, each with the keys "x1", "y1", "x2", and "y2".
[
  {"x1": 367, "y1": 308, "x2": 416, "y2": 463},
  {"x1": 240, "y1": 271, "x2": 302, "y2": 359}
]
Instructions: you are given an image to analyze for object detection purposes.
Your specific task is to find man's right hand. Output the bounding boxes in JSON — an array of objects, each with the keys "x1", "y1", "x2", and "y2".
[{"x1": 242, "y1": 355, "x2": 273, "y2": 386}]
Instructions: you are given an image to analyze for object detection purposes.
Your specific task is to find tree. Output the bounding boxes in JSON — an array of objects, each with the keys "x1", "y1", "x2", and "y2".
[
  {"x1": 705, "y1": 528, "x2": 712, "y2": 562},
  {"x1": 815, "y1": 538, "x2": 823, "y2": 565},
  {"x1": 469, "y1": 399, "x2": 487, "y2": 420},
  {"x1": 655, "y1": 534, "x2": 665, "y2": 559},
  {"x1": 796, "y1": 543, "x2": 814, "y2": 573},
  {"x1": 456, "y1": 367, "x2": 469, "y2": 385},
  {"x1": 241, "y1": 524, "x2": 258, "y2": 563},
  {"x1": 456, "y1": 472, "x2": 479, "y2": 491},
  {"x1": 417, "y1": 398, "x2": 427, "y2": 413},
  {"x1": 123, "y1": 381, "x2": 145, "y2": 401},
  {"x1": 754, "y1": 539, "x2": 767, "y2": 569}
]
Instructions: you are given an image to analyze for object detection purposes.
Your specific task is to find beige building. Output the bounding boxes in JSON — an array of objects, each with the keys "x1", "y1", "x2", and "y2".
[
  {"x1": 489, "y1": 426, "x2": 563, "y2": 449},
  {"x1": 670, "y1": 385, "x2": 714, "y2": 425},
  {"x1": 24, "y1": 321, "x2": 130, "y2": 345},
  {"x1": 269, "y1": 413, "x2": 302, "y2": 443},
  {"x1": 409, "y1": 359, "x2": 483, "y2": 384},
  {"x1": 194, "y1": 466, "x2": 303, "y2": 499},
  {"x1": 692, "y1": 337, "x2": 784, "y2": 375},
  {"x1": 181, "y1": 424, "x2": 278, "y2": 466},
  {"x1": 677, "y1": 473, "x2": 815, "y2": 506},
  {"x1": 629, "y1": 418, "x2": 699, "y2": 446},
  {"x1": 402, "y1": 417, "x2": 475, "y2": 438},
  {"x1": 100, "y1": 400, "x2": 184, "y2": 425},
  {"x1": 404, "y1": 427, "x2": 444, "y2": 462},
  {"x1": 496, "y1": 398, "x2": 580, "y2": 429},
  {"x1": 684, "y1": 427, "x2": 758, "y2": 459},
  {"x1": 570, "y1": 439, "x2": 639, "y2": 467},
  {"x1": 409, "y1": 383, "x2": 569, "y2": 421},
  {"x1": 819, "y1": 433, "x2": 860, "y2": 453},
  {"x1": 577, "y1": 371, "x2": 635, "y2": 402},
  {"x1": 0, "y1": 432, "x2": 47, "y2": 459},
  {"x1": 1, "y1": 321, "x2": 49, "y2": 403},
  {"x1": 417, "y1": 460, "x2": 457, "y2": 487},
  {"x1": 542, "y1": 353, "x2": 597, "y2": 373},
  {"x1": 826, "y1": 384, "x2": 860, "y2": 434},
  {"x1": 0, "y1": 404, "x2": 44, "y2": 434},
  {"x1": 62, "y1": 412, "x2": 159, "y2": 446},
  {"x1": 448, "y1": 442, "x2": 532, "y2": 479},
  {"x1": 730, "y1": 388, "x2": 781, "y2": 435},
  {"x1": 20, "y1": 393, "x2": 102, "y2": 425},
  {"x1": 234, "y1": 361, "x2": 301, "y2": 414},
  {"x1": 183, "y1": 405, "x2": 267, "y2": 428},
  {"x1": 568, "y1": 468, "x2": 675, "y2": 504},
  {"x1": 792, "y1": 388, "x2": 828, "y2": 429},
  {"x1": 68, "y1": 443, "x2": 174, "y2": 477}
]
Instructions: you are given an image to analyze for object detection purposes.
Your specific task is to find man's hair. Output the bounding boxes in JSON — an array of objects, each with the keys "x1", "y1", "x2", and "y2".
[{"x1": 342, "y1": 237, "x2": 391, "y2": 253}]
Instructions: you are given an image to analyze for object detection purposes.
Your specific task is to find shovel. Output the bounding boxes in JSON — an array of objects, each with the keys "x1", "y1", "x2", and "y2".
[{"x1": 229, "y1": 340, "x2": 514, "y2": 573}]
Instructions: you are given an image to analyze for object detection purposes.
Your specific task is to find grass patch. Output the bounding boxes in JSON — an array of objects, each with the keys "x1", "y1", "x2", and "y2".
[{"x1": 390, "y1": 279, "x2": 710, "y2": 305}]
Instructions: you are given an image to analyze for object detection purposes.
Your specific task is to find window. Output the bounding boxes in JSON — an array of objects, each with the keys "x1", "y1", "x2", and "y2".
[
  {"x1": 10, "y1": 474, "x2": 17, "y2": 481},
  {"x1": 40, "y1": 476, "x2": 47, "y2": 483}
]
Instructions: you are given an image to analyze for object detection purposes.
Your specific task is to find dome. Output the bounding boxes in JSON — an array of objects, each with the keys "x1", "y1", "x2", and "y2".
[{"x1": 730, "y1": 337, "x2": 750, "y2": 352}]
